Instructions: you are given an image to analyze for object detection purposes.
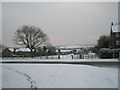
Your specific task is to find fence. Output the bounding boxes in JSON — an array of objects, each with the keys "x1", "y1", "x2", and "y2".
[
  {"x1": 2, "y1": 53, "x2": 97, "y2": 60},
  {"x1": 72, "y1": 54, "x2": 97, "y2": 59}
]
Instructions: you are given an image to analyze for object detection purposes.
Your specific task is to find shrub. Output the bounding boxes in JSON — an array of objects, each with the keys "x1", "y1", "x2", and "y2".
[{"x1": 99, "y1": 48, "x2": 119, "y2": 58}]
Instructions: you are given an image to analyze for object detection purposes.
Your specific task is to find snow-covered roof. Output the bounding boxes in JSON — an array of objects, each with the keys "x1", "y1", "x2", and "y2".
[
  {"x1": 56, "y1": 50, "x2": 72, "y2": 53},
  {"x1": 112, "y1": 24, "x2": 120, "y2": 33},
  {"x1": 16, "y1": 48, "x2": 31, "y2": 52},
  {"x1": 60, "y1": 50, "x2": 72, "y2": 52},
  {"x1": 9, "y1": 47, "x2": 31, "y2": 52}
]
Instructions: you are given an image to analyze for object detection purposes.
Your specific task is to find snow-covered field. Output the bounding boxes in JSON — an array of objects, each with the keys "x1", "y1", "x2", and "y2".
[{"x1": 1, "y1": 62, "x2": 118, "y2": 88}]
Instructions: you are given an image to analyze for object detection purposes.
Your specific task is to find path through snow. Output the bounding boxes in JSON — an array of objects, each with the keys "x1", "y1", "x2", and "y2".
[{"x1": 3, "y1": 66, "x2": 38, "y2": 89}]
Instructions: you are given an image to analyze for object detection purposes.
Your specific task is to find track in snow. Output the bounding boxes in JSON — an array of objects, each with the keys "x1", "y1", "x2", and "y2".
[{"x1": 3, "y1": 66, "x2": 38, "y2": 89}]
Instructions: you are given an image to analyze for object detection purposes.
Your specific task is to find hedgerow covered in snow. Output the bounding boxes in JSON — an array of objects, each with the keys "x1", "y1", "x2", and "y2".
[{"x1": 99, "y1": 48, "x2": 119, "y2": 58}]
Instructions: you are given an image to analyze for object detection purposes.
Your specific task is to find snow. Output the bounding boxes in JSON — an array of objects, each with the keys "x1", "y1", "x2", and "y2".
[
  {"x1": 9, "y1": 47, "x2": 31, "y2": 52},
  {"x1": 1, "y1": 63, "x2": 118, "y2": 88},
  {"x1": 9, "y1": 48, "x2": 15, "y2": 52},
  {"x1": 56, "y1": 50, "x2": 72, "y2": 53},
  {"x1": 2, "y1": 66, "x2": 30, "y2": 88},
  {"x1": 1, "y1": 55, "x2": 119, "y2": 89},
  {"x1": 16, "y1": 48, "x2": 31, "y2": 52}
]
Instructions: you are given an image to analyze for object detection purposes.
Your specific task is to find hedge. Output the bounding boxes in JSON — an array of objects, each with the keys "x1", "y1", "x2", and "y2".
[{"x1": 99, "y1": 48, "x2": 119, "y2": 59}]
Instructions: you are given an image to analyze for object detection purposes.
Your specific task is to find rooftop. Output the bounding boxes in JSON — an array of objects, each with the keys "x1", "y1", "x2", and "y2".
[
  {"x1": 112, "y1": 24, "x2": 120, "y2": 33},
  {"x1": 9, "y1": 47, "x2": 31, "y2": 52}
]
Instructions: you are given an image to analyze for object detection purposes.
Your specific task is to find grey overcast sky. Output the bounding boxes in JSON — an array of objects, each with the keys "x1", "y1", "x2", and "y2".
[{"x1": 2, "y1": 2, "x2": 118, "y2": 47}]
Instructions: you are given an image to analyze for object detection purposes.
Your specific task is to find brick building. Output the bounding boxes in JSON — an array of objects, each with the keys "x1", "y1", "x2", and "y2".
[{"x1": 110, "y1": 22, "x2": 120, "y2": 49}]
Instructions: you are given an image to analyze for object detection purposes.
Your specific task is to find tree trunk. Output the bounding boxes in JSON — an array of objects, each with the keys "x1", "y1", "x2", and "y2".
[{"x1": 30, "y1": 49, "x2": 34, "y2": 58}]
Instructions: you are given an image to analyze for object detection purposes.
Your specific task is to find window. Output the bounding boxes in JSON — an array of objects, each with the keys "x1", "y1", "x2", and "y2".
[
  {"x1": 116, "y1": 33, "x2": 120, "y2": 37},
  {"x1": 116, "y1": 40, "x2": 120, "y2": 45}
]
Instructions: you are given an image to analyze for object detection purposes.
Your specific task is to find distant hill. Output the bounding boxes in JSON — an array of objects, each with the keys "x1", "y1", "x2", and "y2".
[{"x1": 55, "y1": 44, "x2": 96, "y2": 50}]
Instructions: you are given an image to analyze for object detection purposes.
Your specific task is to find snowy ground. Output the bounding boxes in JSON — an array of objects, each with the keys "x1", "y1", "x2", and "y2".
[
  {"x1": 1, "y1": 63, "x2": 118, "y2": 88},
  {"x1": 0, "y1": 55, "x2": 119, "y2": 89}
]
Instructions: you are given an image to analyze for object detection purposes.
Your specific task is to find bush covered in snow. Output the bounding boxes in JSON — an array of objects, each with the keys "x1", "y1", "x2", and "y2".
[{"x1": 99, "y1": 48, "x2": 119, "y2": 58}]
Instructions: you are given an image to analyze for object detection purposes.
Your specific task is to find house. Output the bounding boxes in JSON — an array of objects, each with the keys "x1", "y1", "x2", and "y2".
[
  {"x1": 0, "y1": 44, "x2": 7, "y2": 57},
  {"x1": 41, "y1": 46, "x2": 56, "y2": 55},
  {"x1": 110, "y1": 22, "x2": 120, "y2": 49},
  {"x1": 2, "y1": 47, "x2": 31, "y2": 57},
  {"x1": 2, "y1": 46, "x2": 57, "y2": 57},
  {"x1": 56, "y1": 49, "x2": 73, "y2": 55},
  {"x1": 2, "y1": 48, "x2": 14, "y2": 57}
]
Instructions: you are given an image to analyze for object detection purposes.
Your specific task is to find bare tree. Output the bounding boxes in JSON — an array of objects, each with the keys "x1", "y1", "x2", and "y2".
[{"x1": 14, "y1": 25, "x2": 48, "y2": 58}]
